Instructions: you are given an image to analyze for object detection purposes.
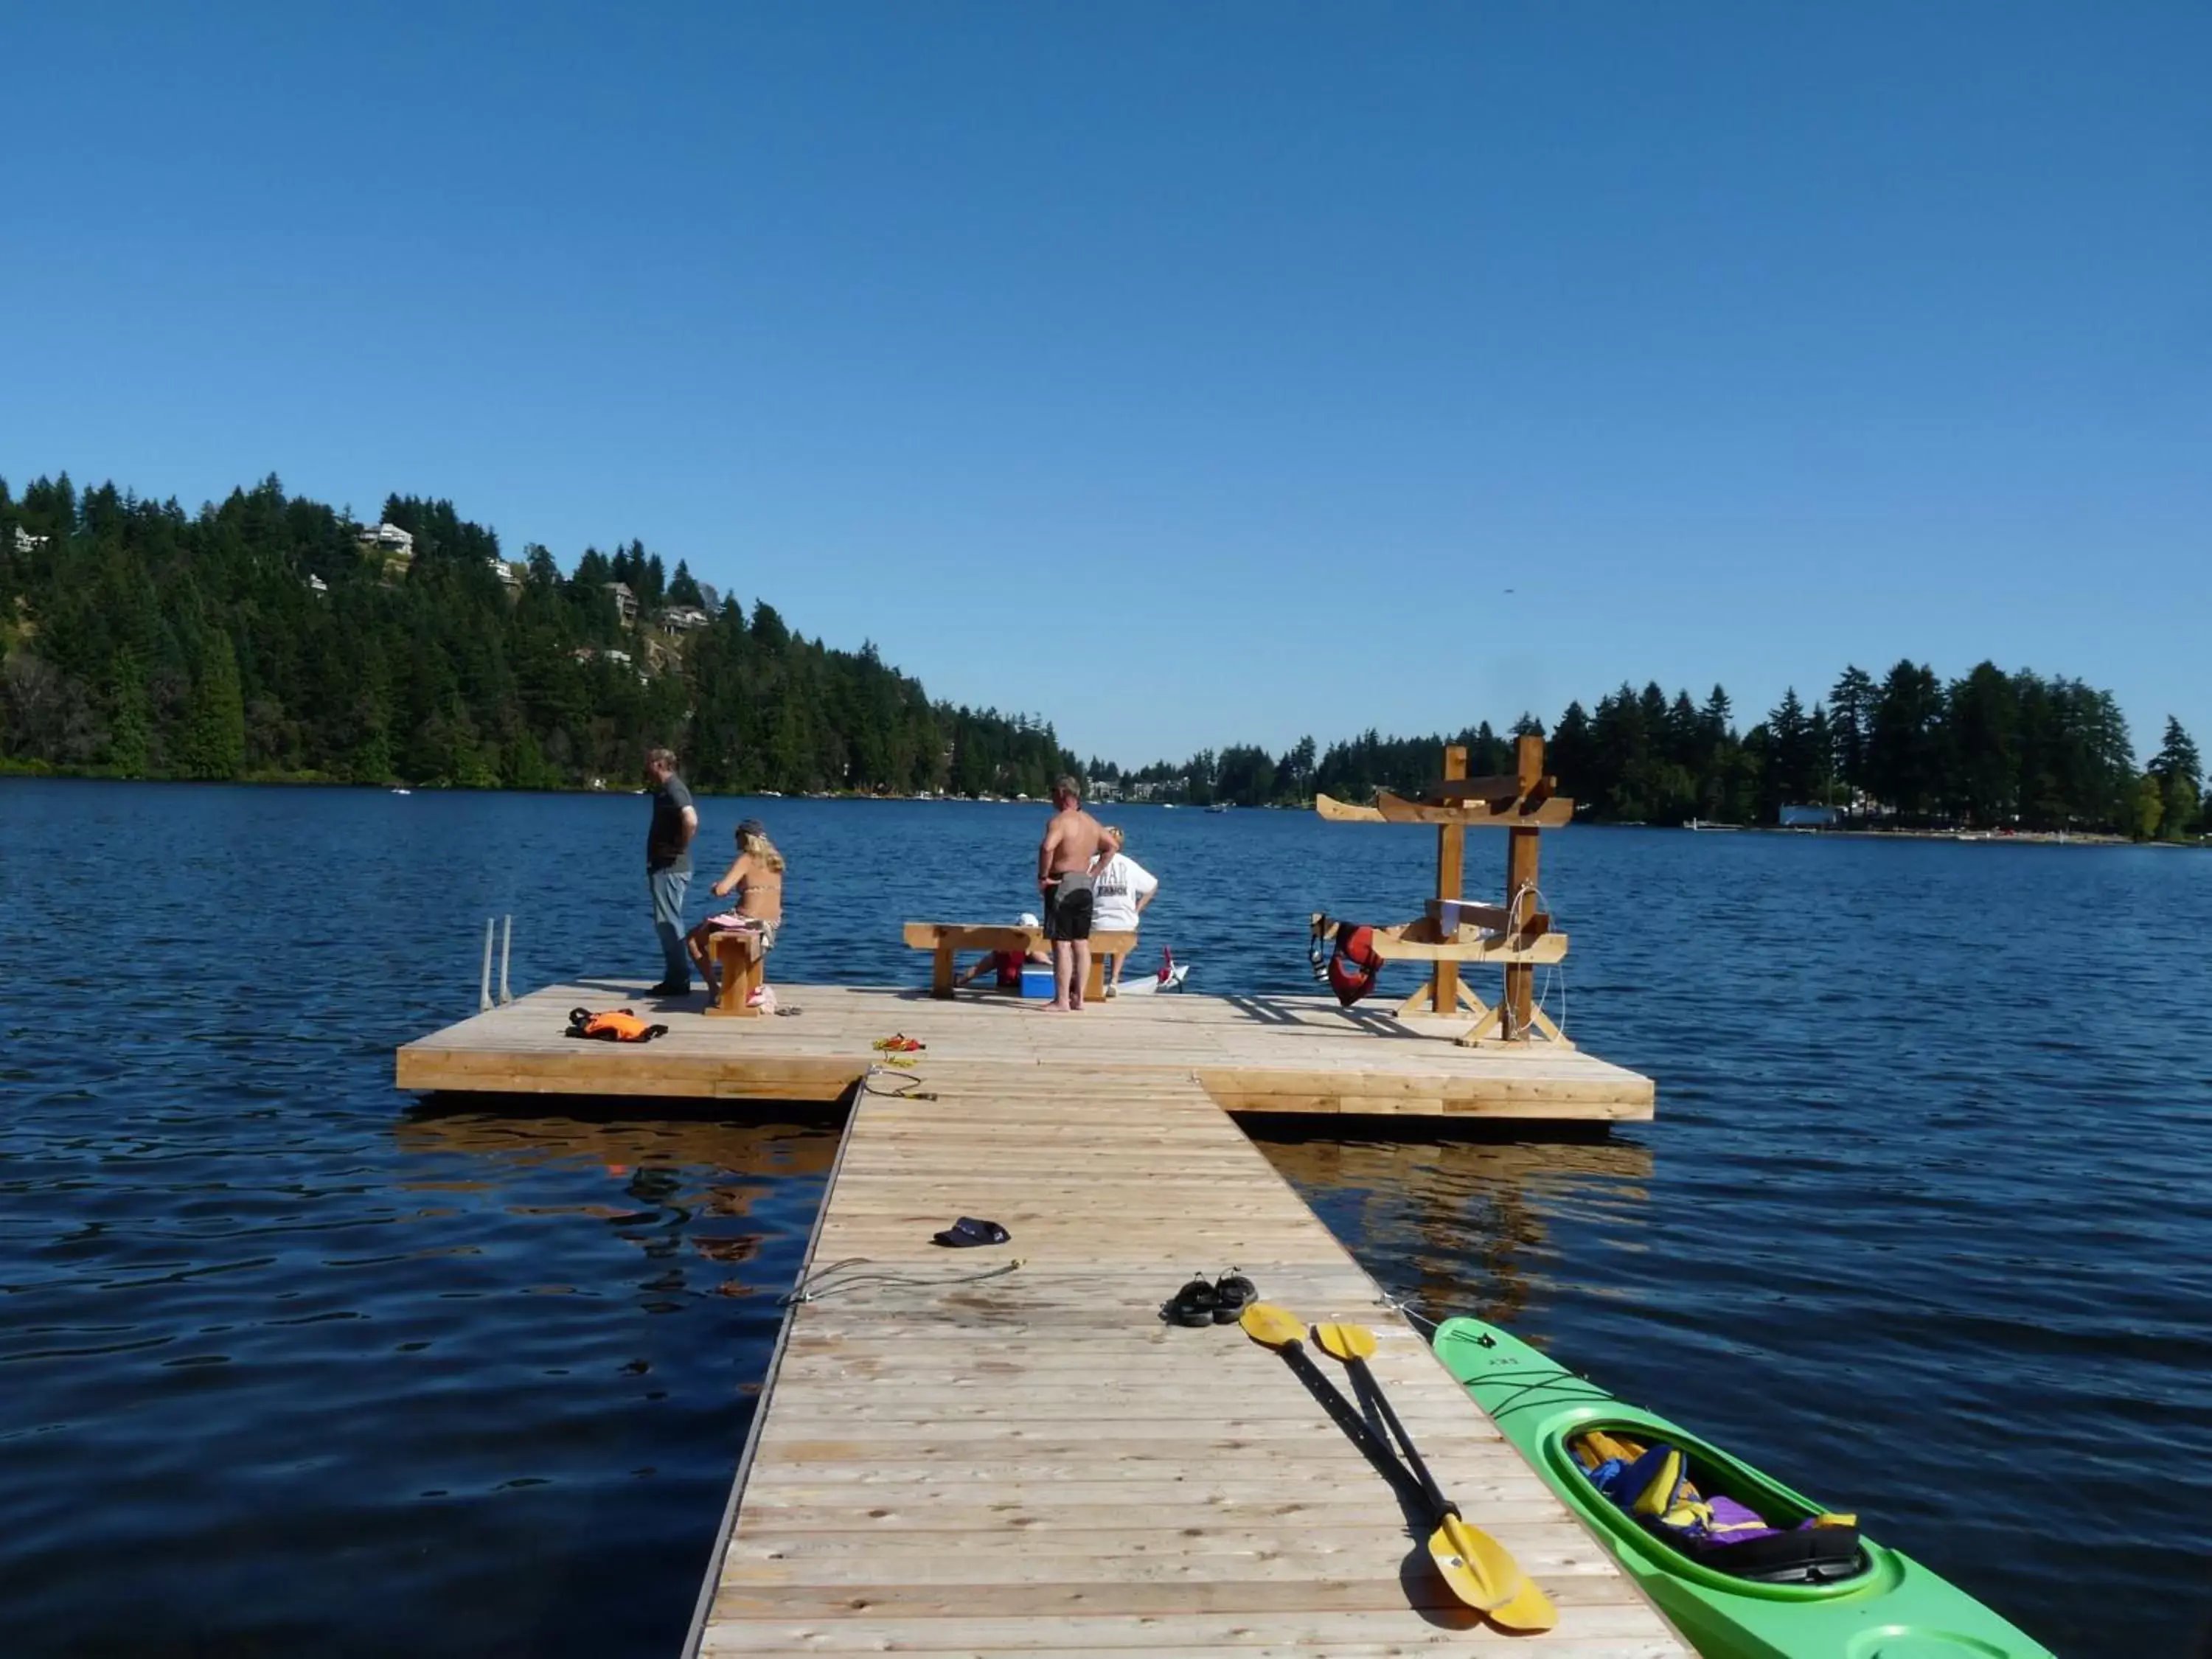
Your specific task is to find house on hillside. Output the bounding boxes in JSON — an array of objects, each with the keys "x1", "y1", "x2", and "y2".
[
  {"x1": 605, "y1": 582, "x2": 638, "y2": 626},
  {"x1": 355, "y1": 522, "x2": 414, "y2": 554},
  {"x1": 658, "y1": 606, "x2": 710, "y2": 633}
]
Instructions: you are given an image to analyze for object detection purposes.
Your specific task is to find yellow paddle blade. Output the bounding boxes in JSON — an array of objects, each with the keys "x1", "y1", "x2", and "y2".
[
  {"x1": 1312, "y1": 1321, "x2": 1378, "y2": 1363},
  {"x1": 1427, "y1": 1512, "x2": 1553, "y2": 1627},
  {"x1": 1238, "y1": 1301, "x2": 1306, "y2": 1349},
  {"x1": 1486, "y1": 1572, "x2": 1560, "y2": 1634}
]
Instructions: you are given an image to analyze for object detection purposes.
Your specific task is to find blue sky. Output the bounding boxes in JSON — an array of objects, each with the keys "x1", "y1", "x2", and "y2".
[{"x1": 4, "y1": 3, "x2": 2205, "y2": 765}]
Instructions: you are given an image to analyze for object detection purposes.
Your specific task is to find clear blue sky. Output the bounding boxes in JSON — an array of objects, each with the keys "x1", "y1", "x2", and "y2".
[{"x1": 4, "y1": 3, "x2": 2205, "y2": 766}]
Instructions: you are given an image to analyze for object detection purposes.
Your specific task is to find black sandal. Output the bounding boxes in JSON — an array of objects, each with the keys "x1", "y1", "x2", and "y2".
[
  {"x1": 1211, "y1": 1270, "x2": 1257, "y2": 1323},
  {"x1": 1161, "y1": 1275, "x2": 1220, "y2": 1328}
]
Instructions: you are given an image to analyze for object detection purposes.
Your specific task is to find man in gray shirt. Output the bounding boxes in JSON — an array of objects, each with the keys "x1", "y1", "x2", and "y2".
[{"x1": 644, "y1": 747, "x2": 698, "y2": 995}]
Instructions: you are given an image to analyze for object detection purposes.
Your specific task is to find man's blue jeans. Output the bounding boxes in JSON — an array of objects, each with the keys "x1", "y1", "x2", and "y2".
[{"x1": 649, "y1": 866, "x2": 691, "y2": 987}]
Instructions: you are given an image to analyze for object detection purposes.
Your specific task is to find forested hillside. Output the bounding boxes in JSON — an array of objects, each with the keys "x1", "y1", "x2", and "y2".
[
  {"x1": 1096, "y1": 670, "x2": 2202, "y2": 838},
  {"x1": 0, "y1": 473, "x2": 1071, "y2": 796}
]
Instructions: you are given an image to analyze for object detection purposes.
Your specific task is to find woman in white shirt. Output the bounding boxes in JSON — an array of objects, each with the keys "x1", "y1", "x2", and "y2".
[{"x1": 1089, "y1": 825, "x2": 1160, "y2": 995}]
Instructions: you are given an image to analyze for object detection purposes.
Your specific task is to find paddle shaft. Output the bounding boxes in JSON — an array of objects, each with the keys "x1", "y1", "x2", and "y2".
[
  {"x1": 1349, "y1": 1352, "x2": 1453, "y2": 1523},
  {"x1": 1281, "y1": 1339, "x2": 1407, "y2": 1479}
]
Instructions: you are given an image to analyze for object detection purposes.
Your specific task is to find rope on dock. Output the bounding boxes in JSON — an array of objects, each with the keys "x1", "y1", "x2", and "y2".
[{"x1": 777, "y1": 1254, "x2": 1023, "y2": 1307}]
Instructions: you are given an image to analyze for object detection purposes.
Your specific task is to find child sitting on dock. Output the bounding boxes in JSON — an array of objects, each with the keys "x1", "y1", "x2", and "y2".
[
  {"x1": 954, "y1": 913, "x2": 1049, "y2": 991},
  {"x1": 686, "y1": 818, "x2": 785, "y2": 1006}
]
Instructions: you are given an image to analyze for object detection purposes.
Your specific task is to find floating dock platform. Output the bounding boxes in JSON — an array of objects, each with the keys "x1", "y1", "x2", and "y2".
[
  {"x1": 397, "y1": 981, "x2": 1676, "y2": 1654},
  {"x1": 396, "y1": 981, "x2": 1655, "y2": 1121}
]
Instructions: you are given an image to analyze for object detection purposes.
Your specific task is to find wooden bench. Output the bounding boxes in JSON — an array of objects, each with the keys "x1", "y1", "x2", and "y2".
[
  {"x1": 703, "y1": 929, "x2": 768, "y2": 1018},
  {"x1": 902, "y1": 922, "x2": 1138, "y2": 1003}
]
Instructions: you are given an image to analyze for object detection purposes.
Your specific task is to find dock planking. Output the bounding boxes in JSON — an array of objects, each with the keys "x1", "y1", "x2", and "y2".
[
  {"x1": 684, "y1": 1065, "x2": 1687, "y2": 1655},
  {"x1": 396, "y1": 981, "x2": 1654, "y2": 1121}
]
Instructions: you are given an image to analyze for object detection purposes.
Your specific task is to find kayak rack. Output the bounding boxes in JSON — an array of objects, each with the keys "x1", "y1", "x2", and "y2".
[{"x1": 1313, "y1": 734, "x2": 1575, "y2": 1046}]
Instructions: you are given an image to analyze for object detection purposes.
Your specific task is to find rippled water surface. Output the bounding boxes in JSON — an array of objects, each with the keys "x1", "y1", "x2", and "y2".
[{"x1": 4, "y1": 781, "x2": 2208, "y2": 1656}]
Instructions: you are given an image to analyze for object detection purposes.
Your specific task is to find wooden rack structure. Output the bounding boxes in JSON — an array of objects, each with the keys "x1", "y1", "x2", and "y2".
[{"x1": 1314, "y1": 734, "x2": 1573, "y2": 1046}]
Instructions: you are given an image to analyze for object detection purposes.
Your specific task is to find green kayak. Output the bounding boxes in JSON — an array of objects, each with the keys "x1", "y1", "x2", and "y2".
[{"x1": 1432, "y1": 1317, "x2": 2053, "y2": 1659}]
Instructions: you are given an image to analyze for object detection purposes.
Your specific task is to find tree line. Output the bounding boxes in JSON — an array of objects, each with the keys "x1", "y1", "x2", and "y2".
[
  {"x1": 1092, "y1": 666, "x2": 2204, "y2": 840},
  {"x1": 0, "y1": 473, "x2": 1074, "y2": 797}
]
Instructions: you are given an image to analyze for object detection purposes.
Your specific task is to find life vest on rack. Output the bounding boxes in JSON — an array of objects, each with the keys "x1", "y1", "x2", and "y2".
[
  {"x1": 1326, "y1": 925, "x2": 1384, "y2": 1007},
  {"x1": 566, "y1": 1006, "x2": 668, "y2": 1043}
]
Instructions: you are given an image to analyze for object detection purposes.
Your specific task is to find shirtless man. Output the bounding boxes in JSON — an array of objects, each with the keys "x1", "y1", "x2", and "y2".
[{"x1": 1036, "y1": 776, "x2": 1109, "y2": 1012}]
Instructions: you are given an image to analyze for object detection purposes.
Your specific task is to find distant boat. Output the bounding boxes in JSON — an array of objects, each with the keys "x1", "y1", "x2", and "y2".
[
  {"x1": 389, "y1": 787, "x2": 412, "y2": 796},
  {"x1": 1683, "y1": 818, "x2": 1742, "y2": 832},
  {"x1": 1161, "y1": 803, "x2": 1178, "y2": 810},
  {"x1": 1205, "y1": 803, "x2": 1231, "y2": 814}
]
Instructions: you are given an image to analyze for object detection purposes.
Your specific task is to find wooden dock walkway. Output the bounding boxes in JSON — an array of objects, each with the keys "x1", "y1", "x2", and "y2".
[
  {"x1": 684, "y1": 1062, "x2": 1685, "y2": 1655},
  {"x1": 397, "y1": 981, "x2": 1654, "y2": 1121}
]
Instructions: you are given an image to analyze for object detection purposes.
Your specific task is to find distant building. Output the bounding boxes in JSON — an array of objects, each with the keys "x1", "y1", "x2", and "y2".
[
  {"x1": 658, "y1": 606, "x2": 710, "y2": 633},
  {"x1": 697, "y1": 582, "x2": 720, "y2": 613},
  {"x1": 605, "y1": 582, "x2": 638, "y2": 625},
  {"x1": 355, "y1": 522, "x2": 414, "y2": 554},
  {"x1": 305, "y1": 574, "x2": 329, "y2": 596},
  {"x1": 1780, "y1": 804, "x2": 1839, "y2": 828},
  {"x1": 488, "y1": 557, "x2": 521, "y2": 587},
  {"x1": 12, "y1": 527, "x2": 48, "y2": 554},
  {"x1": 604, "y1": 648, "x2": 633, "y2": 667}
]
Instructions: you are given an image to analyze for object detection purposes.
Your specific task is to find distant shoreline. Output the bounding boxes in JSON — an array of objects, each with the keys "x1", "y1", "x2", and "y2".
[{"x1": 6, "y1": 765, "x2": 2203, "y2": 847}]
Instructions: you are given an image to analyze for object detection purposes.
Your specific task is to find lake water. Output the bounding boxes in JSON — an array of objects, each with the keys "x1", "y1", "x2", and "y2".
[{"x1": 3, "y1": 779, "x2": 2208, "y2": 1657}]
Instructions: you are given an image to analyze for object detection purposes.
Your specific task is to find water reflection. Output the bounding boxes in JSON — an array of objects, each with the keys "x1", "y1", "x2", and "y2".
[
  {"x1": 395, "y1": 1100, "x2": 843, "y2": 1290},
  {"x1": 1251, "y1": 1128, "x2": 1653, "y2": 1327}
]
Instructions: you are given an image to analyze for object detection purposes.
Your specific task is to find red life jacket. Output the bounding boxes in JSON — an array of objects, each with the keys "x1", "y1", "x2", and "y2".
[{"x1": 1327, "y1": 926, "x2": 1383, "y2": 1006}]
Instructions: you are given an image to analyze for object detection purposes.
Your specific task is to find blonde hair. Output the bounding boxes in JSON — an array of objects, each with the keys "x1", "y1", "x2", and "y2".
[
  {"x1": 1102, "y1": 824, "x2": 1124, "y2": 850},
  {"x1": 740, "y1": 826, "x2": 787, "y2": 872}
]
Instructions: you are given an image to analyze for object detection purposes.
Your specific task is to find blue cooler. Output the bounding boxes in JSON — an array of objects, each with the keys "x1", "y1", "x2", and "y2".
[{"x1": 1019, "y1": 962, "x2": 1055, "y2": 998}]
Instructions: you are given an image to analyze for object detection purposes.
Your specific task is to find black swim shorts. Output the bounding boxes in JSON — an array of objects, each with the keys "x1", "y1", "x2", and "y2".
[{"x1": 1043, "y1": 872, "x2": 1094, "y2": 941}]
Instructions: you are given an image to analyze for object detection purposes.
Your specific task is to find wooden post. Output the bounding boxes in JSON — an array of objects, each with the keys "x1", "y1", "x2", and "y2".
[
  {"x1": 1432, "y1": 745, "x2": 1467, "y2": 1015},
  {"x1": 1502, "y1": 734, "x2": 1543, "y2": 1039}
]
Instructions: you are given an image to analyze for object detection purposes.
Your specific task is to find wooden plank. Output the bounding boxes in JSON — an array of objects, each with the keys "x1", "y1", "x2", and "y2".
[
  {"x1": 1433, "y1": 743, "x2": 1467, "y2": 1017},
  {"x1": 1377, "y1": 789, "x2": 1576, "y2": 828},
  {"x1": 686, "y1": 1064, "x2": 1687, "y2": 1658},
  {"x1": 1505, "y1": 733, "x2": 1545, "y2": 1039},
  {"x1": 1310, "y1": 914, "x2": 1564, "y2": 963},
  {"x1": 706, "y1": 930, "x2": 765, "y2": 1017},
  {"x1": 1424, "y1": 897, "x2": 1550, "y2": 938},
  {"x1": 396, "y1": 981, "x2": 1652, "y2": 1121},
  {"x1": 1312, "y1": 792, "x2": 1388, "y2": 822}
]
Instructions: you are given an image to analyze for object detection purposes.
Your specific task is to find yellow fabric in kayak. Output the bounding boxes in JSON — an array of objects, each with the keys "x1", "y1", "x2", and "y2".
[{"x1": 1631, "y1": 1448, "x2": 1687, "y2": 1517}]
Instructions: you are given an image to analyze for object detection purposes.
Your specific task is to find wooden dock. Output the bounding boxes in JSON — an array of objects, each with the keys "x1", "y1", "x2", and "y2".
[
  {"x1": 680, "y1": 1063, "x2": 1686, "y2": 1655},
  {"x1": 396, "y1": 973, "x2": 1672, "y2": 1652},
  {"x1": 396, "y1": 981, "x2": 1654, "y2": 1121}
]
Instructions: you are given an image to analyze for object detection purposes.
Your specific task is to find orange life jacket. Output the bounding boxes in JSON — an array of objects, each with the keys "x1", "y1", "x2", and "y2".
[{"x1": 566, "y1": 1006, "x2": 668, "y2": 1043}]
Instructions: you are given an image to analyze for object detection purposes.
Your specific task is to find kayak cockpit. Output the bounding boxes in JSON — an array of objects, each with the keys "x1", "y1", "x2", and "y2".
[{"x1": 1545, "y1": 1419, "x2": 1880, "y2": 1596}]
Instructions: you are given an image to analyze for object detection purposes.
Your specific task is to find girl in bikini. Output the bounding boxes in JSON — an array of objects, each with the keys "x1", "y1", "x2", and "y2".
[{"x1": 686, "y1": 818, "x2": 786, "y2": 1006}]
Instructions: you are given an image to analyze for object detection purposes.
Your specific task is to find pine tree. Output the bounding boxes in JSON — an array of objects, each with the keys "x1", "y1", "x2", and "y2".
[
  {"x1": 181, "y1": 633, "x2": 246, "y2": 779},
  {"x1": 2150, "y1": 717, "x2": 2202, "y2": 838},
  {"x1": 106, "y1": 650, "x2": 150, "y2": 776}
]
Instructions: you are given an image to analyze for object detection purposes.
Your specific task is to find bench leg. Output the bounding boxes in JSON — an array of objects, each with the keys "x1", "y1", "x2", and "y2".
[
  {"x1": 706, "y1": 937, "x2": 760, "y2": 1017},
  {"x1": 1084, "y1": 952, "x2": 1106, "y2": 1005},
  {"x1": 932, "y1": 943, "x2": 955, "y2": 999}
]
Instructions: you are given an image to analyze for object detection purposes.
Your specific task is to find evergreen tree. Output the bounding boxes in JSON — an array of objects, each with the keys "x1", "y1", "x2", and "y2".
[
  {"x1": 107, "y1": 650, "x2": 151, "y2": 774},
  {"x1": 181, "y1": 631, "x2": 246, "y2": 779},
  {"x1": 2149, "y1": 716, "x2": 2202, "y2": 838},
  {"x1": 1829, "y1": 665, "x2": 1875, "y2": 804}
]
